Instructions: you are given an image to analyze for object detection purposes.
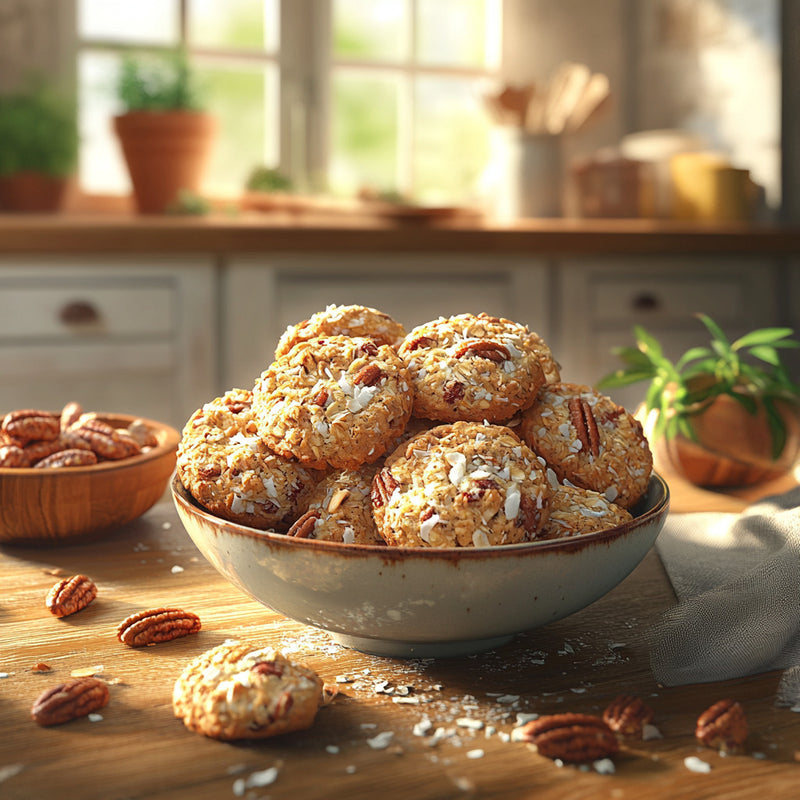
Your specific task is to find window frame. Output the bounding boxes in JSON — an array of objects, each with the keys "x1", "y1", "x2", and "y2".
[{"x1": 73, "y1": 0, "x2": 503, "y2": 201}]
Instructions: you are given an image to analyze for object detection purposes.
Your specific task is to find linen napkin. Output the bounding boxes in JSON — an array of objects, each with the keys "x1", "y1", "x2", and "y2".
[{"x1": 648, "y1": 486, "x2": 800, "y2": 692}]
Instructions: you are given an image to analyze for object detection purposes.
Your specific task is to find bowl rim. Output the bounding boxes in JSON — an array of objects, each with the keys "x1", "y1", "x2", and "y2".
[
  {"x1": 172, "y1": 471, "x2": 670, "y2": 560},
  {"x1": 0, "y1": 412, "x2": 180, "y2": 477}
]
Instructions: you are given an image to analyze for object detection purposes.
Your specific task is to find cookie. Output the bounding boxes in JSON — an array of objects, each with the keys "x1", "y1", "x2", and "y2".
[
  {"x1": 371, "y1": 421, "x2": 551, "y2": 547},
  {"x1": 523, "y1": 329, "x2": 561, "y2": 384},
  {"x1": 177, "y1": 389, "x2": 322, "y2": 531},
  {"x1": 397, "y1": 312, "x2": 545, "y2": 423},
  {"x1": 253, "y1": 335, "x2": 413, "y2": 470},
  {"x1": 539, "y1": 483, "x2": 633, "y2": 539},
  {"x1": 287, "y1": 466, "x2": 383, "y2": 544},
  {"x1": 517, "y1": 383, "x2": 652, "y2": 509},
  {"x1": 172, "y1": 641, "x2": 323, "y2": 741},
  {"x1": 275, "y1": 303, "x2": 406, "y2": 358}
]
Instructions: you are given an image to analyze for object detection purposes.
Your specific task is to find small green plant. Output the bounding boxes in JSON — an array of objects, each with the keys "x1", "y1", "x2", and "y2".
[
  {"x1": 597, "y1": 314, "x2": 800, "y2": 459},
  {"x1": 117, "y1": 48, "x2": 204, "y2": 112},
  {"x1": 245, "y1": 166, "x2": 293, "y2": 193},
  {"x1": 0, "y1": 77, "x2": 78, "y2": 177}
]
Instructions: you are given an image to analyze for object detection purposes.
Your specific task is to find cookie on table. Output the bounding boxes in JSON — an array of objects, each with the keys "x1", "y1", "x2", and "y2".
[
  {"x1": 287, "y1": 466, "x2": 383, "y2": 544},
  {"x1": 275, "y1": 303, "x2": 406, "y2": 358},
  {"x1": 518, "y1": 382, "x2": 652, "y2": 509},
  {"x1": 372, "y1": 421, "x2": 551, "y2": 548},
  {"x1": 253, "y1": 335, "x2": 413, "y2": 471},
  {"x1": 172, "y1": 641, "x2": 323, "y2": 741},
  {"x1": 177, "y1": 389, "x2": 322, "y2": 531},
  {"x1": 539, "y1": 483, "x2": 633, "y2": 540},
  {"x1": 397, "y1": 312, "x2": 545, "y2": 423}
]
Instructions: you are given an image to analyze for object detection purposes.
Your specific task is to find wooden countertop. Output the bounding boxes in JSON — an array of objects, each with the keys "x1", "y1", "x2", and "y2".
[
  {"x1": 2, "y1": 480, "x2": 798, "y2": 799},
  {"x1": 1, "y1": 212, "x2": 800, "y2": 256}
]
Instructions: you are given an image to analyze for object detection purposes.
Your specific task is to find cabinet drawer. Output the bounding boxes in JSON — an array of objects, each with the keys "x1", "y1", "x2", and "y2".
[
  {"x1": 590, "y1": 276, "x2": 747, "y2": 325},
  {"x1": 0, "y1": 283, "x2": 173, "y2": 339}
]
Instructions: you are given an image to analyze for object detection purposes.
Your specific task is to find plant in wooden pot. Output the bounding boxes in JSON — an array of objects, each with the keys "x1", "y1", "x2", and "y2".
[
  {"x1": 598, "y1": 314, "x2": 800, "y2": 487},
  {"x1": 113, "y1": 49, "x2": 216, "y2": 214},
  {"x1": 0, "y1": 78, "x2": 78, "y2": 212}
]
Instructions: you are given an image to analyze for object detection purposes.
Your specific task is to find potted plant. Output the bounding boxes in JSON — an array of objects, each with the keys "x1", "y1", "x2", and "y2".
[
  {"x1": 113, "y1": 48, "x2": 216, "y2": 214},
  {"x1": 597, "y1": 314, "x2": 800, "y2": 487},
  {"x1": 0, "y1": 77, "x2": 78, "y2": 212}
]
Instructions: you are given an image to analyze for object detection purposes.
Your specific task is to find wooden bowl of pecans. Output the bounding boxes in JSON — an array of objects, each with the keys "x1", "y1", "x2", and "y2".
[{"x1": 0, "y1": 407, "x2": 180, "y2": 545}]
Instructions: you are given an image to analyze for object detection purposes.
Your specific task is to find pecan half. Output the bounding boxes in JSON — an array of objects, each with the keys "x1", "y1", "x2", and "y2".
[
  {"x1": 31, "y1": 677, "x2": 109, "y2": 726},
  {"x1": 695, "y1": 699, "x2": 748, "y2": 753},
  {"x1": 2, "y1": 409, "x2": 60, "y2": 445},
  {"x1": 520, "y1": 713, "x2": 619, "y2": 762},
  {"x1": 287, "y1": 509, "x2": 321, "y2": 538},
  {"x1": 454, "y1": 340, "x2": 509, "y2": 363},
  {"x1": 117, "y1": 608, "x2": 201, "y2": 647},
  {"x1": 60, "y1": 401, "x2": 83, "y2": 431},
  {"x1": 312, "y1": 387, "x2": 329, "y2": 406},
  {"x1": 35, "y1": 449, "x2": 98, "y2": 469},
  {"x1": 371, "y1": 468, "x2": 400, "y2": 508},
  {"x1": 71, "y1": 418, "x2": 141, "y2": 460},
  {"x1": 353, "y1": 362, "x2": 383, "y2": 386},
  {"x1": 0, "y1": 444, "x2": 30, "y2": 468},
  {"x1": 251, "y1": 660, "x2": 285, "y2": 678},
  {"x1": 404, "y1": 334, "x2": 435, "y2": 351},
  {"x1": 568, "y1": 397, "x2": 600, "y2": 457},
  {"x1": 46, "y1": 574, "x2": 98, "y2": 618},
  {"x1": 602, "y1": 695, "x2": 654, "y2": 736}
]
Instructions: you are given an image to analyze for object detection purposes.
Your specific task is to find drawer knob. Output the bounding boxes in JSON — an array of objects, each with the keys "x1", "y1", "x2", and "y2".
[
  {"x1": 59, "y1": 300, "x2": 100, "y2": 326},
  {"x1": 632, "y1": 292, "x2": 660, "y2": 312}
]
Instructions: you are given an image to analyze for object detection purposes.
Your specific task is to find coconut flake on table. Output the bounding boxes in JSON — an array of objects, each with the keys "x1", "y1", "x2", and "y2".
[{"x1": 684, "y1": 756, "x2": 712, "y2": 773}]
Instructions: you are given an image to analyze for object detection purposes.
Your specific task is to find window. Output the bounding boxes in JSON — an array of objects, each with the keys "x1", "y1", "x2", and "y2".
[{"x1": 76, "y1": 0, "x2": 501, "y2": 205}]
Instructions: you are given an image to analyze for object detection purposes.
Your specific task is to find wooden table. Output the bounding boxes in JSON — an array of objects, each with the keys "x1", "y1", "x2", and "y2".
[{"x1": 2, "y1": 480, "x2": 799, "y2": 800}]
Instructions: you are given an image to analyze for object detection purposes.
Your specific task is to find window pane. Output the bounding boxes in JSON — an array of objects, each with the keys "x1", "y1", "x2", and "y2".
[
  {"x1": 333, "y1": 0, "x2": 408, "y2": 62},
  {"x1": 414, "y1": 76, "x2": 491, "y2": 204},
  {"x1": 330, "y1": 70, "x2": 399, "y2": 195},
  {"x1": 78, "y1": 51, "x2": 132, "y2": 194},
  {"x1": 188, "y1": 0, "x2": 279, "y2": 52},
  {"x1": 196, "y1": 62, "x2": 279, "y2": 196},
  {"x1": 416, "y1": 0, "x2": 490, "y2": 67},
  {"x1": 78, "y1": 0, "x2": 179, "y2": 45}
]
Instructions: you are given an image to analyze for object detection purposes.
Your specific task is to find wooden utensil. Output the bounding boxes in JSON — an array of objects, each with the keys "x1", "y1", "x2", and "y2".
[
  {"x1": 565, "y1": 72, "x2": 611, "y2": 132},
  {"x1": 544, "y1": 62, "x2": 591, "y2": 135}
]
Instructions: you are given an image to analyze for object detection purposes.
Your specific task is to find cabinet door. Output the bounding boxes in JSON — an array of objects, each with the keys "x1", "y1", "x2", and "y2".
[
  {"x1": 556, "y1": 257, "x2": 780, "y2": 410},
  {"x1": 0, "y1": 258, "x2": 217, "y2": 429},
  {"x1": 222, "y1": 255, "x2": 551, "y2": 391}
]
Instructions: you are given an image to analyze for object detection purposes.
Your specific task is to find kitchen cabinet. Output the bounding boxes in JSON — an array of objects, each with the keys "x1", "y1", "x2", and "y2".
[
  {"x1": 221, "y1": 254, "x2": 552, "y2": 391},
  {"x1": 0, "y1": 257, "x2": 217, "y2": 429},
  {"x1": 554, "y1": 257, "x2": 780, "y2": 410}
]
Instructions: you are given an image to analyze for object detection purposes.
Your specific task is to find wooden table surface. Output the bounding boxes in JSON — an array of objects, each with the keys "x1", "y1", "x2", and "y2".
[{"x1": 2, "y1": 475, "x2": 799, "y2": 800}]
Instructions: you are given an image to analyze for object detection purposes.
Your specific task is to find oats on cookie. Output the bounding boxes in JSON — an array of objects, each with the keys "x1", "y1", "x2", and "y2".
[
  {"x1": 371, "y1": 421, "x2": 551, "y2": 547},
  {"x1": 518, "y1": 383, "x2": 652, "y2": 509},
  {"x1": 397, "y1": 312, "x2": 546, "y2": 423},
  {"x1": 172, "y1": 641, "x2": 323, "y2": 740},
  {"x1": 275, "y1": 303, "x2": 406, "y2": 358},
  {"x1": 287, "y1": 467, "x2": 383, "y2": 544},
  {"x1": 539, "y1": 482, "x2": 633, "y2": 539},
  {"x1": 253, "y1": 335, "x2": 413, "y2": 470},
  {"x1": 177, "y1": 389, "x2": 322, "y2": 531}
]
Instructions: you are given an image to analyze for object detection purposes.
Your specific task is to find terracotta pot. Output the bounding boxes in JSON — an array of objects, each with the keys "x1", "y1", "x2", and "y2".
[
  {"x1": 0, "y1": 172, "x2": 70, "y2": 212},
  {"x1": 114, "y1": 111, "x2": 216, "y2": 214},
  {"x1": 662, "y1": 394, "x2": 800, "y2": 487}
]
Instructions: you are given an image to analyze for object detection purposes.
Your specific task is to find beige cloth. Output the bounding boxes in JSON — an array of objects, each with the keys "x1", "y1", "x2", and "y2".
[{"x1": 649, "y1": 487, "x2": 800, "y2": 689}]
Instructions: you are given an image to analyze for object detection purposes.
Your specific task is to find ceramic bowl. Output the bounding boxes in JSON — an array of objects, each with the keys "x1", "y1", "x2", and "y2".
[
  {"x1": 0, "y1": 414, "x2": 180, "y2": 546},
  {"x1": 173, "y1": 472, "x2": 669, "y2": 658}
]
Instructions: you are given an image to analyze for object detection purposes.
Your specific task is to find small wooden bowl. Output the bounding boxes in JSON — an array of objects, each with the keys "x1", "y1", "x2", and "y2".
[{"x1": 0, "y1": 414, "x2": 180, "y2": 546}]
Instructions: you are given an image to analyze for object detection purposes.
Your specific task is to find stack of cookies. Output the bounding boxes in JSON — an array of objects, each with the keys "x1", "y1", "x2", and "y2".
[{"x1": 177, "y1": 304, "x2": 653, "y2": 548}]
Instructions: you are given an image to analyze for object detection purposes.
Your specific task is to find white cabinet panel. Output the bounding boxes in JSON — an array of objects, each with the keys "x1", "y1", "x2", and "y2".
[
  {"x1": 556, "y1": 257, "x2": 780, "y2": 411},
  {"x1": 0, "y1": 259, "x2": 217, "y2": 429},
  {"x1": 223, "y1": 255, "x2": 551, "y2": 392}
]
